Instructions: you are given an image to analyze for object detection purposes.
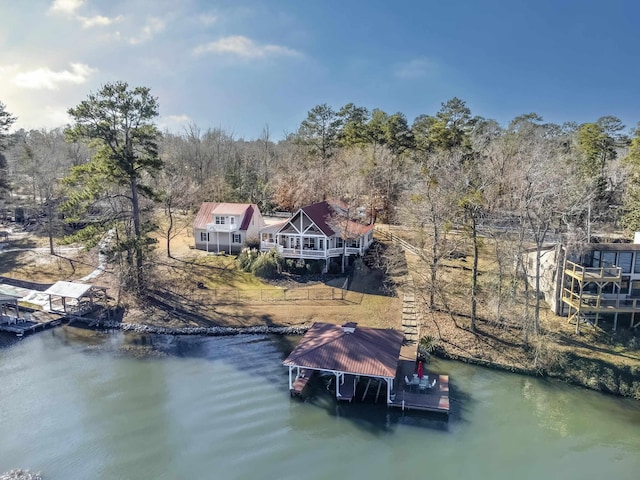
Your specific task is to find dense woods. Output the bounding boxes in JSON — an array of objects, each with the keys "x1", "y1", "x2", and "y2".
[{"x1": 1, "y1": 86, "x2": 640, "y2": 344}]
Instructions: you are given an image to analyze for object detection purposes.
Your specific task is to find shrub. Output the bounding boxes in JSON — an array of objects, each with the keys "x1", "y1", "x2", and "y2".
[
  {"x1": 251, "y1": 249, "x2": 282, "y2": 278},
  {"x1": 328, "y1": 260, "x2": 342, "y2": 274},
  {"x1": 306, "y1": 259, "x2": 324, "y2": 275},
  {"x1": 236, "y1": 247, "x2": 259, "y2": 272}
]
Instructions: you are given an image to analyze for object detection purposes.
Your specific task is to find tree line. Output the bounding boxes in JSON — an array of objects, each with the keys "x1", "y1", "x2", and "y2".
[{"x1": 1, "y1": 83, "x2": 640, "y2": 341}]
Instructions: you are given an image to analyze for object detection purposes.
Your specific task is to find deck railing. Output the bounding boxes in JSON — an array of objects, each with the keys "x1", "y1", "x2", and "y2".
[
  {"x1": 259, "y1": 244, "x2": 361, "y2": 258},
  {"x1": 564, "y1": 260, "x2": 621, "y2": 280},
  {"x1": 562, "y1": 287, "x2": 640, "y2": 310}
]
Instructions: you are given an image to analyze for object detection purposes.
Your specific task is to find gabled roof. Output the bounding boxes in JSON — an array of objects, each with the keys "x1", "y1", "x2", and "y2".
[
  {"x1": 301, "y1": 201, "x2": 336, "y2": 236},
  {"x1": 293, "y1": 201, "x2": 374, "y2": 238},
  {"x1": 283, "y1": 322, "x2": 403, "y2": 378},
  {"x1": 193, "y1": 202, "x2": 259, "y2": 231},
  {"x1": 193, "y1": 202, "x2": 219, "y2": 229}
]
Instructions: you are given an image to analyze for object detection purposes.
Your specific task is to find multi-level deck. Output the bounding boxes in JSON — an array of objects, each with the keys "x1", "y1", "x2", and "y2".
[{"x1": 561, "y1": 261, "x2": 640, "y2": 331}]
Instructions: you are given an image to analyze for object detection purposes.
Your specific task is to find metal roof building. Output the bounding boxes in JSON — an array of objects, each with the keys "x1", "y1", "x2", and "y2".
[{"x1": 283, "y1": 322, "x2": 404, "y2": 403}]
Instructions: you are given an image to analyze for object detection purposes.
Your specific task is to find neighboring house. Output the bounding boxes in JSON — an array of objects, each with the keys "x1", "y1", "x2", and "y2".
[
  {"x1": 194, "y1": 203, "x2": 265, "y2": 254},
  {"x1": 259, "y1": 200, "x2": 375, "y2": 271},
  {"x1": 524, "y1": 240, "x2": 640, "y2": 332}
]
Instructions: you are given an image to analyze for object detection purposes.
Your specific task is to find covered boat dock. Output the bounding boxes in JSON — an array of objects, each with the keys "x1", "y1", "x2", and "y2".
[
  {"x1": 283, "y1": 322, "x2": 449, "y2": 414},
  {"x1": 43, "y1": 281, "x2": 108, "y2": 315}
]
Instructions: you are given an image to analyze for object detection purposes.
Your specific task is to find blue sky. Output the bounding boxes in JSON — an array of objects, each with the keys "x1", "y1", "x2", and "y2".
[{"x1": 1, "y1": 0, "x2": 638, "y2": 139}]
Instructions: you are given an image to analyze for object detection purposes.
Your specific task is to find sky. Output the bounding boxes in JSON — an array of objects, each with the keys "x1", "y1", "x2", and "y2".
[{"x1": 1, "y1": 0, "x2": 639, "y2": 140}]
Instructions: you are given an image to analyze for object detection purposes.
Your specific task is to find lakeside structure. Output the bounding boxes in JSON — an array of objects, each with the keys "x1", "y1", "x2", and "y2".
[
  {"x1": 260, "y1": 200, "x2": 375, "y2": 273},
  {"x1": 0, "y1": 280, "x2": 109, "y2": 337},
  {"x1": 525, "y1": 239, "x2": 640, "y2": 333},
  {"x1": 284, "y1": 322, "x2": 450, "y2": 414},
  {"x1": 193, "y1": 203, "x2": 265, "y2": 254}
]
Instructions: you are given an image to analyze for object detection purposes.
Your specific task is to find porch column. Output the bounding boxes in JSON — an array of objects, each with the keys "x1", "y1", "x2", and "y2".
[
  {"x1": 386, "y1": 378, "x2": 393, "y2": 403},
  {"x1": 288, "y1": 366, "x2": 293, "y2": 389}
]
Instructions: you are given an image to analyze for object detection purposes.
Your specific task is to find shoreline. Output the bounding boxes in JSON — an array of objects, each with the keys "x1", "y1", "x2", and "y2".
[{"x1": 83, "y1": 319, "x2": 640, "y2": 401}]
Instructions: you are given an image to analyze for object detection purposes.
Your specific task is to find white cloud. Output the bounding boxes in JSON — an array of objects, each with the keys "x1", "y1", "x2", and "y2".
[
  {"x1": 78, "y1": 14, "x2": 124, "y2": 28},
  {"x1": 49, "y1": 0, "x2": 85, "y2": 15},
  {"x1": 193, "y1": 35, "x2": 301, "y2": 59},
  {"x1": 129, "y1": 17, "x2": 166, "y2": 44},
  {"x1": 199, "y1": 14, "x2": 218, "y2": 26},
  {"x1": 12, "y1": 63, "x2": 97, "y2": 90},
  {"x1": 49, "y1": 0, "x2": 122, "y2": 29},
  {"x1": 394, "y1": 58, "x2": 435, "y2": 79}
]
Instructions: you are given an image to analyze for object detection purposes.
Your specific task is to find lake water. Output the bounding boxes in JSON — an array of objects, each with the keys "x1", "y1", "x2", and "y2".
[{"x1": 0, "y1": 328, "x2": 639, "y2": 480}]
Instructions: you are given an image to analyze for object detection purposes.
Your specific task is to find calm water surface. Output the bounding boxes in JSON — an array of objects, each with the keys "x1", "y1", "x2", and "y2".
[{"x1": 0, "y1": 328, "x2": 639, "y2": 480}]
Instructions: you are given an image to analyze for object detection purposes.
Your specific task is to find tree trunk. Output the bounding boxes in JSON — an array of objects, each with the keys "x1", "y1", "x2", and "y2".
[
  {"x1": 166, "y1": 203, "x2": 173, "y2": 258},
  {"x1": 47, "y1": 201, "x2": 54, "y2": 256},
  {"x1": 130, "y1": 176, "x2": 144, "y2": 288},
  {"x1": 470, "y1": 214, "x2": 479, "y2": 332},
  {"x1": 430, "y1": 221, "x2": 439, "y2": 309}
]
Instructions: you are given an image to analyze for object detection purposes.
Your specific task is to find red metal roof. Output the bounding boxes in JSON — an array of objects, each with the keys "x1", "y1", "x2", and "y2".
[
  {"x1": 301, "y1": 201, "x2": 336, "y2": 236},
  {"x1": 300, "y1": 201, "x2": 373, "y2": 238},
  {"x1": 193, "y1": 202, "x2": 219, "y2": 229},
  {"x1": 283, "y1": 322, "x2": 404, "y2": 378},
  {"x1": 193, "y1": 203, "x2": 258, "y2": 231}
]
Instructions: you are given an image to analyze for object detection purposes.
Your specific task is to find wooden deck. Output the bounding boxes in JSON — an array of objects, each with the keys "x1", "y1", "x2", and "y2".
[
  {"x1": 389, "y1": 359, "x2": 450, "y2": 414},
  {"x1": 0, "y1": 311, "x2": 63, "y2": 337}
]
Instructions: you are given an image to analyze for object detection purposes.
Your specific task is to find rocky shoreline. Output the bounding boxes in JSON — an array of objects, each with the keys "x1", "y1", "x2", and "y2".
[
  {"x1": 94, "y1": 320, "x2": 311, "y2": 337},
  {"x1": 79, "y1": 319, "x2": 640, "y2": 400}
]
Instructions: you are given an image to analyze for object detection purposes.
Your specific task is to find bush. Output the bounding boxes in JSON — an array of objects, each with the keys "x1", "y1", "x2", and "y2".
[
  {"x1": 328, "y1": 260, "x2": 342, "y2": 274},
  {"x1": 247, "y1": 248, "x2": 282, "y2": 279},
  {"x1": 236, "y1": 247, "x2": 259, "y2": 272},
  {"x1": 282, "y1": 258, "x2": 307, "y2": 275},
  {"x1": 306, "y1": 259, "x2": 324, "y2": 275}
]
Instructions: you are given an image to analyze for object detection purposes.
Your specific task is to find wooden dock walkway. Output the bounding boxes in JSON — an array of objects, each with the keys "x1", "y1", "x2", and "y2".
[
  {"x1": 0, "y1": 311, "x2": 63, "y2": 337},
  {"x1": 389, "y1": 359, "x2": 450, "y2": 414}
]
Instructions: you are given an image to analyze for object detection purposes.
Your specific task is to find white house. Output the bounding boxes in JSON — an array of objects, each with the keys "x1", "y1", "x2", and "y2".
[
  {"x1": 194, "y1": 203, "x2": 265, "y2": 254},
  {"x1": 259, "y1": 200, "x2": 375, "y2": 271}
]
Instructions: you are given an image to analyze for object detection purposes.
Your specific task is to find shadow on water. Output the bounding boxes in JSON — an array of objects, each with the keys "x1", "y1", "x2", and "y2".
[
  {"x1": 6, "y1": 327, "x2": 478, "y2": 438},
  {"x1": 290, "y1": 372, "x2": 465, "y2": 435}
]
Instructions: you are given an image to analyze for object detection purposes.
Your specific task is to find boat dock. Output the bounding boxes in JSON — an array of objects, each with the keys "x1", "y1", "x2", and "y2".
[
  {"x1": 389, "y1": 359, "x2": 450, "y2": 414},
  {"x1": 0, "y1": 310, "x2": 64, "y2": 337}
]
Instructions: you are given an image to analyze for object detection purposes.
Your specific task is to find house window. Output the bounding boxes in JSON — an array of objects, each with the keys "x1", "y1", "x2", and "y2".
[
  {"x1": 347, "y1": 239, "x2": 360, "y2": 248},
  {"x1": 230, "y1": 217, "x2": 236, "y2": 225},
  {"x1": 634, "y1": 253, "x2": 640, "y2": 274},
  {"x1": 232, "y1": 234, "x2": 241, "y2": 244},
  {"x1": 631, "y1": 281, "x2": 640, "y2": 297},
  {"x1": 601, "y1": 252, "x2": 616, "y2": 268},
  {"x1": 303, "y1": 238, "x2": 315, "y2": 249},
  {"x1": 215, "y1": 216, "x2": 225, "y2": 225},
  {"x1": 619, "y1": 277, "x2": 630, "y2": 295},
  {"x1": 200, "y1": 232, "x2": 209, "y2": 242},
  {"x1": 336, "y1": 238, "x2": 343, "y2": 248},
  {"x1": 619, "y1": 252, "x2": 633, "y2": 274},
  {"x1": 319, "y1": 238, "x2": 324, "y2": 250}
]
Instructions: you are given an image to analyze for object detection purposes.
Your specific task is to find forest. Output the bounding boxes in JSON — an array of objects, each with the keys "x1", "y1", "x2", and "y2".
[{"x1": 1, "y1": 82, "x2": 640, "y2": 351}]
